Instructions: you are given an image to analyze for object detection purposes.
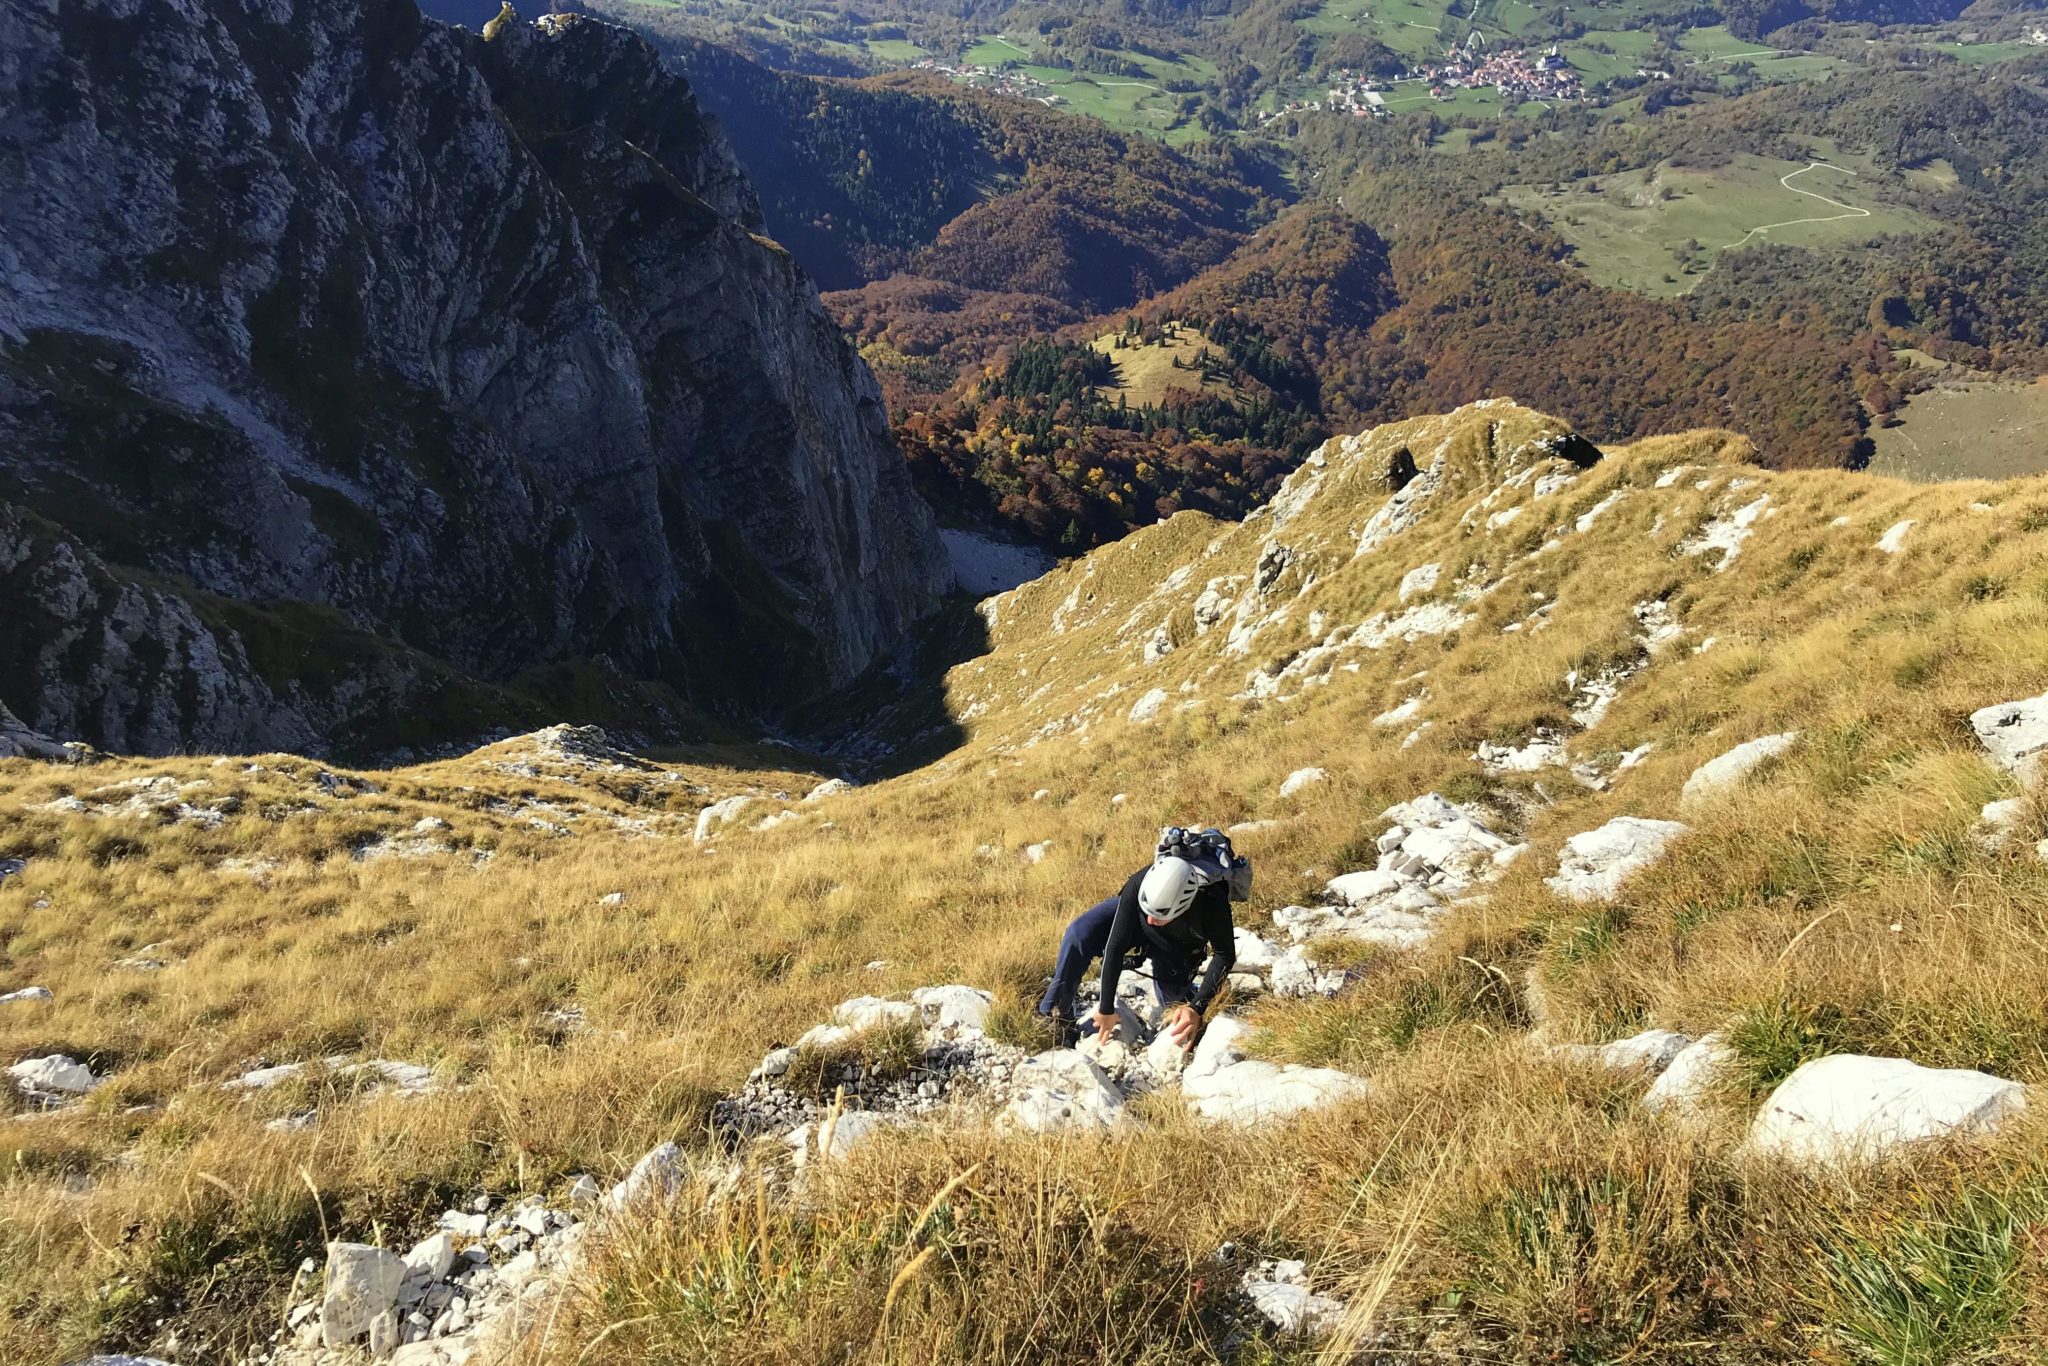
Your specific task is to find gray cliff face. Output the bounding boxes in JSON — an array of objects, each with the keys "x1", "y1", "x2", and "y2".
[{"x1": 0, "y1": 0, "x2": 950, "y2": 756}]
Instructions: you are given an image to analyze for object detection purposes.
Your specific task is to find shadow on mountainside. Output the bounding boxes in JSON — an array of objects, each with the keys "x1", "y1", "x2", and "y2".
[{"x1": 785, "y1": 592, "x2": 993, "y2": 780}]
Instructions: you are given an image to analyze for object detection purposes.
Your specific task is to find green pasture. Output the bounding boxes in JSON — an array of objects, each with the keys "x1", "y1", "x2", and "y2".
[
  {"x1": 1934, "y1": 39, "x2": 2040, "y2": 65},
  {"x1": 1499, "y1": 153, "x2": 1938, "y2": 296}
]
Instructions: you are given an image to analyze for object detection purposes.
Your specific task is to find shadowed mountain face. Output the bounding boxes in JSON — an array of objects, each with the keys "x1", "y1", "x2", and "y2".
[{"x1": 0, "y1": 0, "x2": 950, "y2": 758}]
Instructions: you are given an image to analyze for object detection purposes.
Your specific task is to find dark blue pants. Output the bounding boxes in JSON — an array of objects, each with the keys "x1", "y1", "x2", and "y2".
[{"x1": 1037, "y1": 896, "x2": 1190, "y2": 1020}]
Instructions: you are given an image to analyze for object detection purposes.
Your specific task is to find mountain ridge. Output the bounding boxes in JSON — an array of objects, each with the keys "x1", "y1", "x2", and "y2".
[{"x1": 0, "y1": 0, "x2": 949, "y2": 759}]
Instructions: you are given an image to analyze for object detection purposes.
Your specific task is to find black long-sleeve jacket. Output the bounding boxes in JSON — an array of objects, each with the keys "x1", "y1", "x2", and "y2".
[{"x1": 1096, "y1": 867, "x2": 1236, "y2": 1015}]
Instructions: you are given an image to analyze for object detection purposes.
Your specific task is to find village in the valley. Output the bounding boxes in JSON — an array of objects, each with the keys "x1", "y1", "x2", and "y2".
[
  {"x1": 910, "y1": 56, "x2": 1064, "y2": 105},
  {"x1": 1258, "y1": 35, "x2": 1583, "y2": 126}
]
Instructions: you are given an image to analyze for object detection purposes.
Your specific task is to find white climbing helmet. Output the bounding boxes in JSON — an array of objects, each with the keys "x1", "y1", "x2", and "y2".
[{"x1": 1138, "y1": 856, "x2": 1204, "y2": 923}]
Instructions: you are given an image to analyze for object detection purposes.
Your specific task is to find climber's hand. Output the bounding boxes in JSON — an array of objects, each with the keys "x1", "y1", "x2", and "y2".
[
  {"x1": 1092, "y1": 1009, "x2": 1120, "y2": 1043},
  {"x1": 1164, "y1": 1004, "x2": 1201, "y2": 1049}
]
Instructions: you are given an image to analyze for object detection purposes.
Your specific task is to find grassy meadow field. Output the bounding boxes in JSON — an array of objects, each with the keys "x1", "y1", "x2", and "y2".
[
  {"x1": 1501, "y1": 153, "x2": 1938, "y2": 296},
  {"x1": 7, "y1": 403, "x2": 2048, "y2": 1363}
]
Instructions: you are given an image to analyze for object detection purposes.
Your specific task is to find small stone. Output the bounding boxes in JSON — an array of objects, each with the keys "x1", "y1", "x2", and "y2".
[
  {"x1": 321, "y1": 1242, "x2": 406, "y2": 1347},
  {"x1": 0, "y1": 986, "x2": 52, "y2": 1005}
]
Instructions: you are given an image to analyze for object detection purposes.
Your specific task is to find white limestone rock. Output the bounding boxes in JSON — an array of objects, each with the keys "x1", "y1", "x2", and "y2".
[
  {"x1": 1553, "y1": 1028, "x2": 1692, "y2": 1077},
  {"x1": 831, "y1": 996, "x2": 919, "y2": 1031},
  {"x1": 1278, "y1": 767, "x2": 1328, "y2": 799},
  {"x1": 911, "y1": 984, "x2": 993, "y2": 1031},
  {"x1": 1874, "y1": 519, "x2": 1915, "y2": 554},
  {"x1": 1006, "y1": 1050, "x2": 1126, "y2": 1133},
  {"x1": 1643, "y1": 1032, "x2": 1735, "y2": 1116},
  {"x1": 804, "y1": 778, "x2": 854, "y2": 802},
  {"x1": 0, "y1": 986, "x2": 52, "y2": 1005},
  {"x1": 606, "y1": 1142, "x2": 684, "y2": 1211},
  {"x1": 693, "y1": 795, "x2": 754, "y2": 842},
  {"x1": 1183, "y1": 1060, "x2": 1366, "y2": 1125},
  {"x1": 1681, "y1": 732, "x2": 1798, "y2": 806},
  {"x1": 1397, "y1": 563, "x2": 1441, "y2": 602},
  {"x1": 1128, "y1": 688, "x2": 1168, "y2": 724},
  {"x1": 404, "y1": 1231, "x2": 456, "y2": 1283},
  {"x1": 1972, "y1": 693, "x2": 2048, "y2": 783},
  {"x1": 321, "y1": 1242, "x2": 407, "y2": 1348},
  {"x1": 1545, "y1": 818, "x2": 1688, "y2": 903},
  {"x1": 1976, "y1": 798, "x2": 2028, "y2": 851},
  {"x1": 1748, "y1": 1054, "x2": 2028, "y2": 1163},
  {"x1": 10, "y1": 1053, "x2": 99, "y2": 1097}
]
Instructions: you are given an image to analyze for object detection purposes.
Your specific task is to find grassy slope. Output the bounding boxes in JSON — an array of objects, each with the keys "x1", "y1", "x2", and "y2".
[
  {"x1": 1500, "y1": 153, "x2": 1939, "y2": 296},
  {"x1": 6, "y1": 403, "x2": 2048, "y2": 1361}
]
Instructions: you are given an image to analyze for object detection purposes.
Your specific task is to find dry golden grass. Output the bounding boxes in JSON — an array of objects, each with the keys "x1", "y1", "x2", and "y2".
[{"x1": 5, "y1": 402, "x2": 2048, "y2": 1363}]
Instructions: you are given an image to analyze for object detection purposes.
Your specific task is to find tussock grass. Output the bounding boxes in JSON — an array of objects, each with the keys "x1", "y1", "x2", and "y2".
[{"x1": 6, "y1": 403, "x2": 2048, "y2": 1362}]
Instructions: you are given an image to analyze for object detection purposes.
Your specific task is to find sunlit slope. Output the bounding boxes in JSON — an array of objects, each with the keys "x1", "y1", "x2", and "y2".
[{"x1": 6, "y1": 400, "x2": 2048, "y2": 1363}]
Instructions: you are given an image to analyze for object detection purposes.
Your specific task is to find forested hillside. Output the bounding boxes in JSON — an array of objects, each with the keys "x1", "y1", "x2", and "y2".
[{"x1": 580, "y1": 9, "x2": 2048, "y2": 550}]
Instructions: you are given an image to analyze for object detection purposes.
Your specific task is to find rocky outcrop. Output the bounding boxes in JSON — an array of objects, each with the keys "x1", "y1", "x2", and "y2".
[{"x1": 0, "y1": 0, "x2": 948, "y2": 756}]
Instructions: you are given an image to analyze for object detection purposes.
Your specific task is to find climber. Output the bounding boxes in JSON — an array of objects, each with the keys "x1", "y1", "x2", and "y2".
[{"x1": 1035, "y1": 826, "x2": 1251, "y2": 1051}]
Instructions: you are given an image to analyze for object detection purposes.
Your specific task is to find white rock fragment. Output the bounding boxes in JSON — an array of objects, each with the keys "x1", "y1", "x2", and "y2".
[
  {"x1": 9, "y1": 1053, "x2": 100, "y2": 1097},
  {"x1": 606, "y1": 1142, "x2": 684, "y2": 1211},
  {"x1": 0, "y1": 986, "x2": 52, "y2": 1005},
  {"x1": 910, "y1": 984, "x2": 993, "y2": 1030},
  {"x1": 1971, "y1": 693, "x2": 2048, "y2": 782},
  {"x1": 1006, "y1": 1050, "x2": 1126, "y2": 1133},
  {"x1": 1398, "y1": 563, "x2": 1441, "y2": 601},
  {"x1": 1023, "y1": 841, "x2": 1053, "y2": 864},
  {"x1": 1749, "y1": 1055, "x2": 2027, "y2": 1163},
  {"x1": 1681, "y1": 495, "x2": 1771, "y2": 568},
  {"x1": 1278, "y1": 768, "x2": 1328, "y2": 799},
  {"x1": 1127, "y1": 688, "x2": 1168, "y2": 724},
  {"x1": 831, "y1": 997, "x2": 919, "y2": 1031},
  {"x1": 1643, "y1": 1032, "x2": 1735, "y2": 1116},
  {"x1": 1680, "y1": 732, "x2": 1799, "y2": 806},
  {"x1": 321, "y1": 1242, "x2": 406, "y2": 1348},
  {"x1": 804, "y1": 778, "x2": 854, "y2": 802},
  {"x1": 1545, "y1": 817, "x2": 1688, "y2": 903},
  {"x1": 693, "y1": 796, "x2": 753, "y2": 842},
  {"x1": 1373, "y1": 696, "x2": 1425, "y2": 728},
  {"x1": 597, "y1": 891, "x2": 626, "y2": 906},
  {"x1": 1874, "y1": 519, "x2": 1915, "y2": 554},
  {"x1": 1553, "y1": 1029, "x2": 1692, "y2": 1077}
]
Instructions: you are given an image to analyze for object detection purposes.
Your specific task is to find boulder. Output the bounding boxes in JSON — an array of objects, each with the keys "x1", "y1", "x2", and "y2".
[
  {"x1": 320, "y1": 1241, "x2": 406, "y2": 1348},
  {"x1": 1874, "y1": 519, "x2": 1915, "y2": 554},
  {"x1": 1680, "y1": 732, "x2": 1798, "y2": 806},
  {"x1": 9, "y1": 1053, "x2": 99, "y2": 1096},
  {"x1": 403, "y1": 1231, "x2": 456, "y2": 1283},
  {"x1": 1545, "y1": 818, "x2": 1688, "y2": 903},
  {"x1": 1182, "y1": 1060, "x2": 1366, "y2": 1125},
  {"x1": 693, "y1": 796, "x2": 754, "y2": 843},
  {"x1": 831, "y1": 996, "x2": 919, "y2": 1031},
  {"x1": 804, "y1": 1110, "x2": 894, "y2": 1164},
  {"x1": 1972, "y1": 693, "x2": 2048, "y2": 782},
  {"x1": 0, "y1": 986, "x2": 52, "y2": 1005},
  {"x1": 1325, "y1": 870, "x2": 1406, "y2": 905},
  {"x1": 1128, "y1": 688, "x2": 1168, "y2": 724},
  {"x1": 1748, "y1": 1054, "x2": 2028, "y2": 1163},
  {"x1": 1643, "y1": 1032, "x2": 1734, "y2": 1116},
  {"x1": 605, "y1": 1142, "x2": 684, "y2": 1211},
  {"x1": 1005, "y1": 1050, "x2": 1125, "y2": 1133},
  {"x1": 1278, "y1": 767, "x2": 1328, "y2": 799},
  {"x1": 1186, "y1": 1016, "x2": 1252, "y2": 1081},
  {"x1": 804, "y1": 779, "x2": 854, "y2": 802},
  {"x1": 911, "y1": 984, "x2": 993, "y2": 1031},
  {"x1": 1398, "y1": 563, "x2": 1441, "y2": 601}
]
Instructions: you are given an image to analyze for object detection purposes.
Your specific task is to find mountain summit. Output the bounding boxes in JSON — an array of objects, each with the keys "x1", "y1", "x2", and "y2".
[{"x1": 0, "y1": 0, "x2": 949, "y2": 757}]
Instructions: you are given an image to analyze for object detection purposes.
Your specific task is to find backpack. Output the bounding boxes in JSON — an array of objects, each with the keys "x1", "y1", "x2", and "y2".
[{"x1": 1155, "y1": 825, "x2": 1254, "y2": 903}]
